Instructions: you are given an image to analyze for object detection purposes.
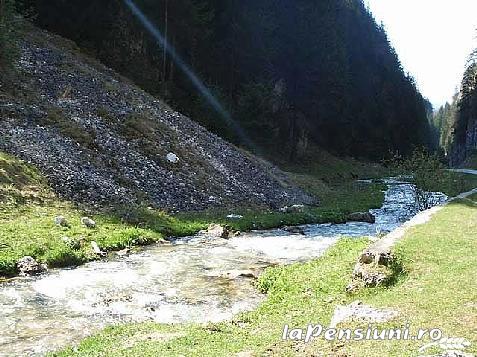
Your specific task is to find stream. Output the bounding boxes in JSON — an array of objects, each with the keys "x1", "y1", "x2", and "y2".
[{"x1": 0, "y1": 179, "x2": 447, "y2": 356}]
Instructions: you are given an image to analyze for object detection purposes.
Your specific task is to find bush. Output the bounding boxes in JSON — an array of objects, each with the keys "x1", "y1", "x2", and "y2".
[{"x1": 385, "y1": 148, "x2": 477, "y2": 196}]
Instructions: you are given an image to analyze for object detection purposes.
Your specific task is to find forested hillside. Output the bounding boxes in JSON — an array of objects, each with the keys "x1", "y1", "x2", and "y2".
[
  {"x1": 433, "y1": 48, "x2": 477, "y2": 166},
  {"x1": 433, "y1": 93, "x2": 459, "y2": 154},
  {"x1": 451, "y1": 49, "x2": 477, "y2": 165},
  {"x1": 22, "y1": 0, "x2": 432, "y2": 160}
]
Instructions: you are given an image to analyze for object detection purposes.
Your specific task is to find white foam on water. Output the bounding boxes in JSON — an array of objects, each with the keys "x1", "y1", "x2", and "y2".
[{"x1": 230, "y1": 234, "x2": 339, "y2": 261}]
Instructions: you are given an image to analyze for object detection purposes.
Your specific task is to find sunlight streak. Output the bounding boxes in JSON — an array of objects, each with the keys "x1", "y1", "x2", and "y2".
[{"x1": 123, "y1": 0, "x2": 256, "y2": 150}]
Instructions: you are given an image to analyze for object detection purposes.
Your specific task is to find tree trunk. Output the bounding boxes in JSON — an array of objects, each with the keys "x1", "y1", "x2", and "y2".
[
  {"x1": 169, "y1": 35, "x2": 175, "y2": 82},
  {"x1": 162, "y1": 0, "x2": 168, "y2": 95},
  {"x1": 0, "y1": 0, "x2": 5, "y2": 24}
]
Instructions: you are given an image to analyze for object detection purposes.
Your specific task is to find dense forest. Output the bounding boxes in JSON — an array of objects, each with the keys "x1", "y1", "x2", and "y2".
[
  {"x1": 0, "y1": 0, "x2": 17, "y2": 70},
  {"x1": 433, "y1": 48, "x2": 477, "y2": 165},
  {"x1": 433, "y1": 93, "x2": 459, "y2": 155},
  {"x1": 451, "y1": 49, "x2": 477, "y2": 165},
  {"x1": 6, "y1": 0, "x2": 433, "y2": 160}
]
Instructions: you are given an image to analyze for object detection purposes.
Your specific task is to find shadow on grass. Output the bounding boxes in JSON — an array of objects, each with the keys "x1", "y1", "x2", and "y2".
[
  {"x1": 448, "y1": 198, "x2": 477, "y2": 209},
  {"x1": 382, "y1": 256, "x2": 407, "y2": 288}
]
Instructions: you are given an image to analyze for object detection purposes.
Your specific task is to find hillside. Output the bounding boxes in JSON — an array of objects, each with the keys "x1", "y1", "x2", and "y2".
[
  {"x1": 0, "y1": 25, "x2": 314, "y2": 211},
  {"x1": 26, "y1": 0, "x2": 433, "y2": 159},
  {"x1": 433, "y1": 48, "x2": 477, "y2": 167},
  {"x1": 451, "y1": 49, "x2": 477, "y2": 166}
]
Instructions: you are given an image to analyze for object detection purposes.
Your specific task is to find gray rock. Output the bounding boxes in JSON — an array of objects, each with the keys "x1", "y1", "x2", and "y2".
[
  {"x1": 16, "y1": 256, "x2": 46, "y2": 276},
  {"x1": 54, "y1": 216, "x2": 69, "y2": 227},
  {"x1": 283, "y1": 226, "x2": 306, "y2": 235},
  {"x1": 116, "y1": 248, "x2": 131, "y2": 257},
  {"x1": 279, "y1": 204, "x2": 305, "y2": 213},
  {"x1": 352, "y1": 264, "x2": 387, "y2": 288},
  {"x1": 91, "y1": 241, "x2": 106, "y2": 256},
  {"x1": 377, "y1": 251, "x2": 393, "y2": 266},
  {"x1": 62, "y1": 236, "x2": 81, "y2": 250},
  {"x1": 166, "y1": 152, "x2": 179, "y2": 163},
  {"x1": 347, "y1": 212, "x2": 376, "y2": 223},
  {"x1": 226, "y1": 214, "x2": 243, "y2": 220},
  {"x1": 362, "y1": 272, "x2": 387, "y2": 287},
  {"x1": 330, "y1": 301, "x2": 398, "y2": 328},
  {"x1": 221, "y1": 269, "x2": 259, "y2": 279},
  {"x1": 81, "y1": 217, "x2": 96, "y2": 228},
  {"x1": 359, "y1": 251, "x2": 375, "y2": 264},
  {"x1": 206, "y1": 224, "x2": 230, "y2": 239}
]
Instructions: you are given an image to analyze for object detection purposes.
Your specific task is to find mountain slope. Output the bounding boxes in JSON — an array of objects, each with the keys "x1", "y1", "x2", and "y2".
[
  {"x1": 27, "y1": 0, "x2": 432, "y2": 159},
  {"x1": 450, "y1": 50, "x2": 477, "y2": 166},
  {"x1": 0, "y1": 26, "x2": 313, "y2": 211}
]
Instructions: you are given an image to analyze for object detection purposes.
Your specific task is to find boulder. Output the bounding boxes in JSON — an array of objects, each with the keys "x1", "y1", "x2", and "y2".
[
  {"x1": 221, "y1": 269, "x2": 260, "y2": 279},
  {"x1": 166, "y1": 152, "x2": 179, "y2": 163},
  {"x1": 62, "y1": 236, "x2": 81, "y2": 250},
  {"x1": 329, "y1": 300, "x2": 398, "y2": 328},
  {"x1": 16, "y1": 256, "x2": 46, "y2": 276},
  {"x1": 359, "y1": 251, "x2": 376, "y2": 264},
  {"x1": 81, "y1": 217, "x2": 96, "y2": 228},
  {"x1": 359, "y1": 250, "x2": 393, "y2": 266},
  {"x1": 116, "y1": 248, "x2": 131, "y2": 257},
  {"x1": 279, "y1": 204, "x2": 305, "y2": 213},
  {"x1": 91, "y1": 241, "x2": 106, "y2": 256},
  {"x1": 54, "y1": 216, "x2": 69, "y2": 227},
  {"x1": 347, "y1": 212, "x2": 376, "y2": 224},
  {"x1": 352, "y1": 264, "x2": 387, "y2": 287},
  {"x1": 283, "y1": 226, "x2": 306, "y2": 235},
  {"x1": 206, "y1": 224, "x2": 230, "y2": 239},
  {"x1": 226, "y1": 214, "x2": 243, "y2": 220}
]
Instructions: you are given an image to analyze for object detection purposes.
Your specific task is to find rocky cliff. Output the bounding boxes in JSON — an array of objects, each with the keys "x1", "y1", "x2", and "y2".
[{"x1": 0, "y1": 27, "x2": 314, "y2": 211}]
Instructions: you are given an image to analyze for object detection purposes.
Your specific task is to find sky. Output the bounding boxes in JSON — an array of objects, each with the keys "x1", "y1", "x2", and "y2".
[{"x1": 365, "y1": 0, "x2": 477, "y2": 108}]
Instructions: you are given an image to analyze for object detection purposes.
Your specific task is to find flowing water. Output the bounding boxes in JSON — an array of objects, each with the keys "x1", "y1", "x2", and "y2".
[{"x1": 0, "y1": 179, "x2": 447, "y2": 356}]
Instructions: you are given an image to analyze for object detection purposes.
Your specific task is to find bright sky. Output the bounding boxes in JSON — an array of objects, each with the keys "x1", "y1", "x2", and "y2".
[{"x1": 365, "y1": 0, "x2": 477, "y2": 108}]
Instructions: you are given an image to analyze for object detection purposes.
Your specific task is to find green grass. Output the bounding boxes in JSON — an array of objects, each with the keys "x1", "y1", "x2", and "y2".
[
  {"x1": 278, "y1": 147, "x2": 391, "y2": 184},
  {"x1": 0, "y1": 152, "x2": 203, "y2": 277},
  {"x1": 175, "y1": 180, "x2": 386, "y2": 233},
  {"x1": 0, "y1": 151, "x2": 387, "y2": 278},
  {"x1": 325, "y1": 198, "x2": 477, "y2": 356},
  {"x1": 53, "y1": 192, "x2": 477, "y2": 357},
  {"x1": 419, "y1": 171, "x2": 477, "y2": 197}
]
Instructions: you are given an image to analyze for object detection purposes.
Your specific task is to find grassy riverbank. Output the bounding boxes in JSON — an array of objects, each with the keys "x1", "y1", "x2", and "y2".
[
  {"x1": 54, "y1": 186, "x2": 477, "y2": 357},
  {"x1": 0, "y1": 151, "x2": 386, "y2": 277}
]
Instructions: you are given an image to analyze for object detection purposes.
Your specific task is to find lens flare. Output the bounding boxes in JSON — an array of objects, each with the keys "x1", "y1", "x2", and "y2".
[{"x1": 123, "y1": 0, "x2": 255, "y2": 150}]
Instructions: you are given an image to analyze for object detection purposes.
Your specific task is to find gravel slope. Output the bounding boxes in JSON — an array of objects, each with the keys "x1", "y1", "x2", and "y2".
[{"x1": 0, "y1": 28, "x2": 314, "y2": 211}]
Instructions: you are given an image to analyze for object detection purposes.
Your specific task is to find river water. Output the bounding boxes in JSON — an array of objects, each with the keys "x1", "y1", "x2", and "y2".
[{"x1": 0, "y1": 179, "x2": 447, "y2": 356}]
